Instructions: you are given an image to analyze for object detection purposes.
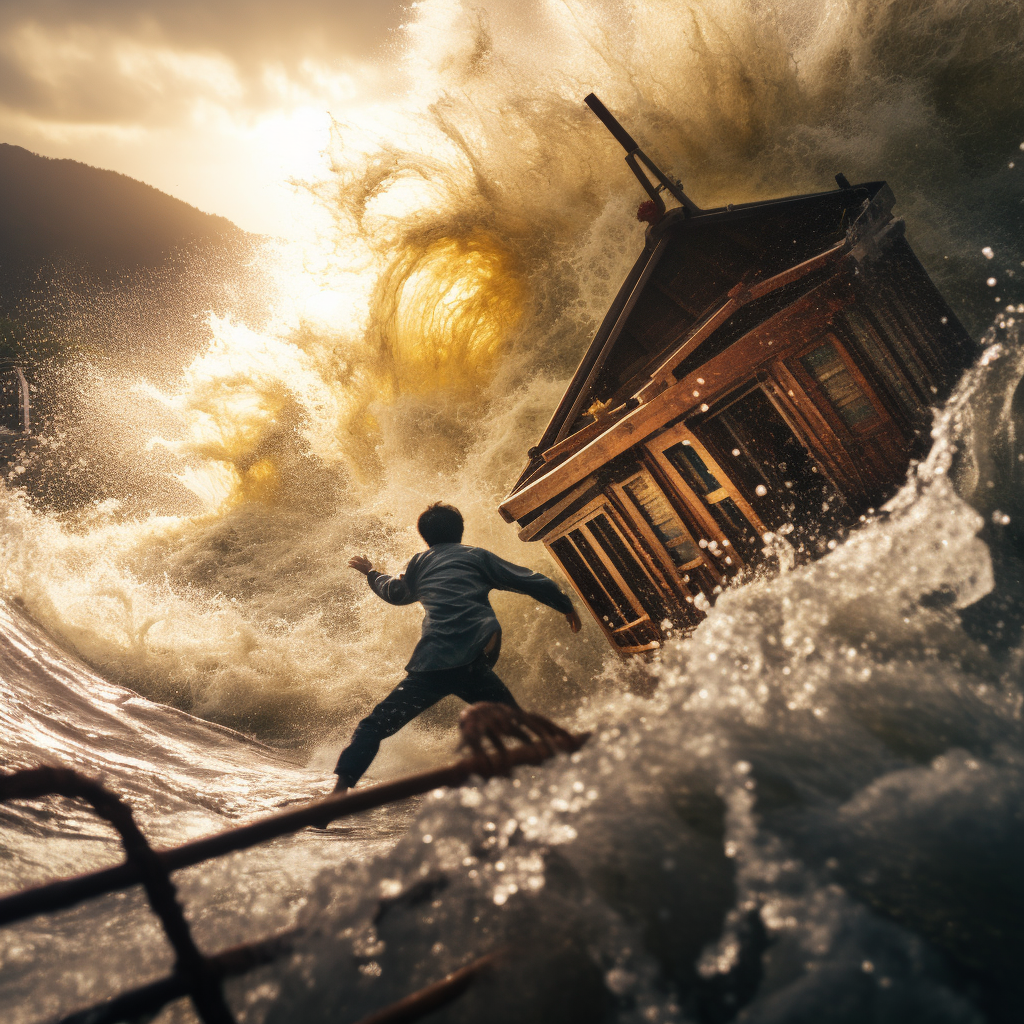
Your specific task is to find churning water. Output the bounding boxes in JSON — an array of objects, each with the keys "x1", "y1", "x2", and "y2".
[{"x1": 1, "y1": 1, "x2": 1023, "y2": 1021}]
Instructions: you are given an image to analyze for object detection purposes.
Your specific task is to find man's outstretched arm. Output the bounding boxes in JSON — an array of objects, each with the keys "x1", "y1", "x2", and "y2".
[
  {"x1": 348, "y1": 554, "x2": 416, "y2": 605},
  {"x1": 481, "y1": 551, "x2": 581, "y2": 633}
]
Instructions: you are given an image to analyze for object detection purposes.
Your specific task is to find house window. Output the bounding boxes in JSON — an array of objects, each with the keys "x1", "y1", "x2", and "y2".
[
  {"x1": 661, "y1": 440, "x2": 762, "y2": 559},
  {"x1": 667, "y1": 441, "x2": 724, "y2": 498},
  {"x1": 616, "y1": 469, "x2": 720, "y2": 611},
  {"x1": 800, "y1": 341, "x2": 878, "y2": 430},
  {"x1": 692, "y1": 386, "x2": 849, "y2": 545},
  {"x1": 621, "y1": 472, "x2": 701, "y2": 569},
  {"x1": 550, "y1": 535, "x2": 628, "y2": 629}
]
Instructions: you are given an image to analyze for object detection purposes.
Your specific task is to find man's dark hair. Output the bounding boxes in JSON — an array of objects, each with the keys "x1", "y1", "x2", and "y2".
[{"x1": 417, "y1": 502, "x2": 464, "y2": 545}]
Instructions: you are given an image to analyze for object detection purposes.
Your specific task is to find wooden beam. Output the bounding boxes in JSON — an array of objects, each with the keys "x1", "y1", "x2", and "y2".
[
  {"x1": 500, "y1": 270, "x2": 855, "y2": 523},
  {"x1": 638, "y1": 240, "x2": 849, "y2": 399},
  {"x1": 517, "y1": 481, "x2": 594, "y2": 541}
]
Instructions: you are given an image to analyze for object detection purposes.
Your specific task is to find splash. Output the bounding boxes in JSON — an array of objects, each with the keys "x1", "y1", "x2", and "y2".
[
  {"x1": 145, "y1": 316, "x2": 347, "y2": 511},
  {"x1": 225, "y1": 328, "x2": 1024, "y2": 1024},
  {"x1": 377, "y1": 230, "x2": 527, "y2": 394},
  {"x1": 0, "y1": 0, "x2": 1022, "y2": 755},
  {"x1": 2, "y1": 4, "x2": 1024, "y2": 1021}
]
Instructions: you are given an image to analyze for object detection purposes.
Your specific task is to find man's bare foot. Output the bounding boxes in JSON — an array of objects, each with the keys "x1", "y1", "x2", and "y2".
[{"x1": 309, "y1": 780, "x2": 350, "y2": 829}]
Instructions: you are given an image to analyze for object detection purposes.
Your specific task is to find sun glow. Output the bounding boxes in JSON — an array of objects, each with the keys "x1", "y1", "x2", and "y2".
[{"x1": 0, "y1": 13, "x2": 389, "y2": 236}]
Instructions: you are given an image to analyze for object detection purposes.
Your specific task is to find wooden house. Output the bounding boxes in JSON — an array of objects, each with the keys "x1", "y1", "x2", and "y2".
[{"x1": 497, "y1": 96, "x2": 976, "y2": 654}]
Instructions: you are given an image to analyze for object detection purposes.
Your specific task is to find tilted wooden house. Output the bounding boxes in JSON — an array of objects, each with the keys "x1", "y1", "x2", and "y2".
[{"x1": 498, "y1": 96, "x2": 976, "y2": 654}]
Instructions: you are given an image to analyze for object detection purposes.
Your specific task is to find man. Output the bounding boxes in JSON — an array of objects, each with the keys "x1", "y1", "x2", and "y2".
[{"x1": 333, "y1": 502, "x2": 582, "y2": 791}]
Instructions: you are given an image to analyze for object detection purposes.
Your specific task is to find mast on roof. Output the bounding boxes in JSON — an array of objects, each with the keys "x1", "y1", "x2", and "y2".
[{"x1": 584, "y1": 93, "x2": 702, "y2": 217}]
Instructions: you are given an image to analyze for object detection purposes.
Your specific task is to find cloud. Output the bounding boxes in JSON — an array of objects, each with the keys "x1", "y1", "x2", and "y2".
[
  {"x1": 0, "y1": 2, "x2": 409, "y2": 63},
  {"x1": 0, "y1": 2, "x2": 409, "y2": 125}
]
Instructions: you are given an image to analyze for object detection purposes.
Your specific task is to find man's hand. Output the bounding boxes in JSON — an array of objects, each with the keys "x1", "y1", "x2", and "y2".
[
  {"x1": 565, "y1": 605, "x2": 582, "y2": 634},
  {"x1": 348, "y1": 554, "x2": 373, "y2": 576}
]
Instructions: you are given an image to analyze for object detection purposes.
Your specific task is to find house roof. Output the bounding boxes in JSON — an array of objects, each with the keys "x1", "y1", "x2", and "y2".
[{"x1": 508, "y1": 179, "x2": 888, "y2": 497}]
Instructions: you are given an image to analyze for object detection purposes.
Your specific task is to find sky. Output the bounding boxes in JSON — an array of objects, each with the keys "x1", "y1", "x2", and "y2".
[{"x1": 0, "y1": 1, "x2": 410, "y2": 237}]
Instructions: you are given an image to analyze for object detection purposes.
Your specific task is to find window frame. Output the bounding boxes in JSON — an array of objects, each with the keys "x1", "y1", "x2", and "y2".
[
  {"x1": 646, "y1": 421, "x2": 767, "y2": 568},
  {"x1": 786, "y1": 331, "x2": 894, "y2": 440},
  {"x1": 609, "y1": 467, "x2": 723, "y2": 600}
]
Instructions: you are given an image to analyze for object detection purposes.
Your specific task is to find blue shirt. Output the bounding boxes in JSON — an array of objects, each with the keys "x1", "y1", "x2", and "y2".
[{"x1": 366, "y1": 543, "x2": 574, "y2": 672}]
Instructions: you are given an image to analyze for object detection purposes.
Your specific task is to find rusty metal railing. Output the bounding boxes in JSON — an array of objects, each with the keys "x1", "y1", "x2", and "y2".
[{"x1": 0, "y1": 706, "x2": 587, "y2": 1024}]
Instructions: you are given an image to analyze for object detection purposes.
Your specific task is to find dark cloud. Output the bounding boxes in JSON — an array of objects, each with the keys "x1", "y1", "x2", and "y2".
[{"x1": 0, "y1": 1, "x2": 410, "y2": 123}]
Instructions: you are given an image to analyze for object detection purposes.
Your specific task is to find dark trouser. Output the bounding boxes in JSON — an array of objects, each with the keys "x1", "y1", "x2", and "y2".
[{"x1": 333, "y1": 658, "x2": 518, "y2": 787}]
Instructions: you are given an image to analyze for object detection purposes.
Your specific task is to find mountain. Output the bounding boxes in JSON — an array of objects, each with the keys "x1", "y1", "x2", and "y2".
[
  {"x1": 0, "y1": 146, "x2": 267, "y2": 506},
  {"x1": 0, "y1": 144, "x2": 263, "y2": 374},
  {"x1": 0, "y1": 143, "x2": 249, "y2": 268}
]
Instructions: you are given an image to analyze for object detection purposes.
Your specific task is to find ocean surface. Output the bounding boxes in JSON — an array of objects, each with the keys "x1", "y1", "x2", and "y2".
[{"x1": 1, "y1": 1, "x2": 1023, "y2": 1021}]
